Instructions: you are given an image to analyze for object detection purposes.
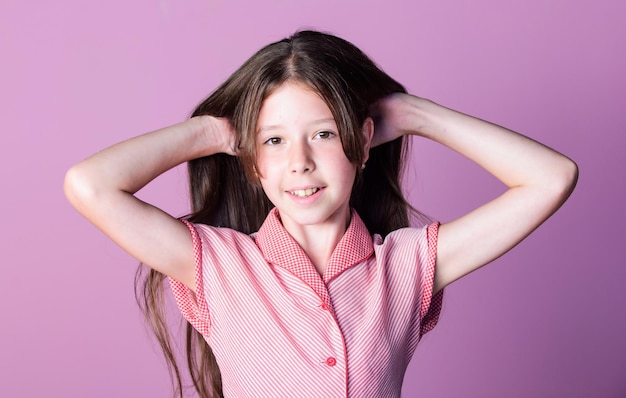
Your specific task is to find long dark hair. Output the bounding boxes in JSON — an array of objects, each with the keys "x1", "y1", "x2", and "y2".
[{"x1": 136, "y1": 30, "x2": 419, "y2": 398}]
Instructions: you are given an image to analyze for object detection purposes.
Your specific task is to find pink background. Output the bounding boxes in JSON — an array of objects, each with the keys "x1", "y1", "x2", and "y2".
[{"x1": 2, "y1": 0, "x2": 625, "y2": 397}]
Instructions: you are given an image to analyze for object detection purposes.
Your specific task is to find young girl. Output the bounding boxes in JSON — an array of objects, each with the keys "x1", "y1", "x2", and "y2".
[{"x1": 64, "y1": 30, "x2": 577, "y2": 397}]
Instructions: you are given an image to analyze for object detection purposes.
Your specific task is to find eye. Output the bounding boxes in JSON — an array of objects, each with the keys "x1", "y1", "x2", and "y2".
[
  {"x1": 264, "y1": 137, "x2": 282, "y2": 145},
  {"x1": 316, "y1": 130, "x2": 335, "y2": 139}
]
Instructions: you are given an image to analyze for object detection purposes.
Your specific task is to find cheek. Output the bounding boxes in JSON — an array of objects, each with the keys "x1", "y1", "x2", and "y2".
[
  {"x1": 336, "y1": 159, "x2": 359, "y2": 187},
  {"x1": 255, "y1": 149, "x2": 281, "y2": 181},
  {"x1": 254, "y1": 151, "x2": 269, "y2": 175},
  {"x1": 326, "y1": 148, "x2": 357, "y2": 172}
]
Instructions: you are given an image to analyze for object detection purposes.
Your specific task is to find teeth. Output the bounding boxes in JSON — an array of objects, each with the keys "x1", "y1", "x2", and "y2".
[{"x1": 291, "y1": 188, "x2": 319, "y2": 197}]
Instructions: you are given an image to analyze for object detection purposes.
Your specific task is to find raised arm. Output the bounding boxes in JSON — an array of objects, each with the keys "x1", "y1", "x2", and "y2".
[
  {"x1": 371, "y1": 94, "x2": 578, "y2": 294},
  {"x1": 64, "y1": 116, "x2": 237, "y2": 290}
]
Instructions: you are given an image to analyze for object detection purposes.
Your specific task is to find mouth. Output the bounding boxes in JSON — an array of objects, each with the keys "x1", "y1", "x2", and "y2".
[{"x1": 288, "y1": 188, "x2": 321, "y2": 197}]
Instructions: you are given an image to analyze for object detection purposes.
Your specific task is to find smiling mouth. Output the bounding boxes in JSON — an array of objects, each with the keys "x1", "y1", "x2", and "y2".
[{"x1": 289, "y1": 188, "x2": 321, "y2": 197}]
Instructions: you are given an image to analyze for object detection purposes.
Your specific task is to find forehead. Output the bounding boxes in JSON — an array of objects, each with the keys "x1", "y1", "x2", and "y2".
[{"x1": 257, "y1": 82, "x2": 336, "y2": 130}]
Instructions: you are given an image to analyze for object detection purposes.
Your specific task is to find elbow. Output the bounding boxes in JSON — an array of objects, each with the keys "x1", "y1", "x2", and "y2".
[
  {"x1": 560, "y1": 156, "x2": 578, "y2": 196},
  {"x1": 547, "y1": 156, "x2": 579, "y2": 204},
  {"x1": 64, "y1": 164, "x2": 98, "y2": 213}
]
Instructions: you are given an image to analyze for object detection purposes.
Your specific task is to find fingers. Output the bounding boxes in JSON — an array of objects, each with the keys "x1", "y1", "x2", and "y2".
[
  {"x1": 203, "y1": 116, "x2": 240, "y2": 156},
  {"x1": 368, "y1": 99, "x2": 386, "y2": 124}
]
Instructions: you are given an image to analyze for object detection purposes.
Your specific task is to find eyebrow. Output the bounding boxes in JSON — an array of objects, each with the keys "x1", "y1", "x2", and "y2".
[{"x1": 257, "y1": 117, "x2": 337, "y2": 134}]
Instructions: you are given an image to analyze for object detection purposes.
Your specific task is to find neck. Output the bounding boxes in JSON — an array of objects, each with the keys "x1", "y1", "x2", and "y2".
[{"x1": 280, "y1": 211, "x2": 351, "y2": 276}]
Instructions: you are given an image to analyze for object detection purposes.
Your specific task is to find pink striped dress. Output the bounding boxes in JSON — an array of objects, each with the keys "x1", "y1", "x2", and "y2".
[{"x1": 169, "y1": 208, "x2": 443, "y2": 397}]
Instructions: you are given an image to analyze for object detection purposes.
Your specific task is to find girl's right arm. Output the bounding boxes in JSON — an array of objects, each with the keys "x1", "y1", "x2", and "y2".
[{"x1": 64, "y1": 116, "x2": 236, "y2": 291}]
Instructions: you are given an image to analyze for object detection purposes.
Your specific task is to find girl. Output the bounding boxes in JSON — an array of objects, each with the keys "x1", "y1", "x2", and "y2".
[{"x1": 64, "y1": 31, "x2": 577, "y2": 397}]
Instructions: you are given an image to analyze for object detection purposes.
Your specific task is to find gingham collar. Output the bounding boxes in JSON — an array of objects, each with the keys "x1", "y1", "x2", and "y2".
[{"x1": 255, "y1": 208, "x2": 374, "y2": 310}]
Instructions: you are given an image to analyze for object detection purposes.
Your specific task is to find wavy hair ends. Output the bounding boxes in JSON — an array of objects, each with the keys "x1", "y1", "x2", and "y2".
[{"x1": 137, "y1": 30, "x2": 420, "y2": 398}]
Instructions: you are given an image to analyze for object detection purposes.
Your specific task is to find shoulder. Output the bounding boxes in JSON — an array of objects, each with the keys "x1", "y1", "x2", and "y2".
[
  {"x1": 373, "y1": 222, "x2": 439, "y2": 252},
  {"x1": 370, "y1": 222, "x2": 439, "y2": 278},
  {"x1": 182, "y1": 220, "x2": 260, "y2": 261}
]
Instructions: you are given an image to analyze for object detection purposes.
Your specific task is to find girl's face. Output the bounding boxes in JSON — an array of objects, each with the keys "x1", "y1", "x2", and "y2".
[{"x1": 255, "y1": 81, "x2": 370, "y2": 232}]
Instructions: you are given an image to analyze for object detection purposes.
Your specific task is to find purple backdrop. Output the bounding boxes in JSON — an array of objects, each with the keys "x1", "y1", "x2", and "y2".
[{"x1": 1, "y1": 0, "x2": 624, "y2": 397}]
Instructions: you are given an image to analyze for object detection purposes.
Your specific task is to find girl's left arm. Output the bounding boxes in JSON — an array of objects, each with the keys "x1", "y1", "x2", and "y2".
[{"x1": 371, "y1": 94, "x2": 578, "y2": 294}]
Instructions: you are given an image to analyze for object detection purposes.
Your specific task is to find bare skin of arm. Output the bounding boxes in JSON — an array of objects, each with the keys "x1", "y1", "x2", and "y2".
[
  {"x1": 64, "y1": 116, "x2": 236, "y2": 291},
  {"x1": 371, "y1": 94, "x2": 578, "y2": 294}
]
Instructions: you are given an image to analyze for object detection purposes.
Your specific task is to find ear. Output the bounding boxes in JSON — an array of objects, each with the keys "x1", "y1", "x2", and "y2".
[{"x1": 361, "y1": 117, "x2": 375, "y2": 164}]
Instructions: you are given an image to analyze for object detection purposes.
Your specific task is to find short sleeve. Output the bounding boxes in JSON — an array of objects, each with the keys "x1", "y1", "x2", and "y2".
[
  {"x1": 418, "y1": 221, "x2": 444, "y2": 337},
  {"x1": 167, "y1": 219, "x2": 210, "y2": 337}
]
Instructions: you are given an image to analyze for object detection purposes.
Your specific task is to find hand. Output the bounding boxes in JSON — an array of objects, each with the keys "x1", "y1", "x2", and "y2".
[
  {"x1": 196, "y1": 115, "x2": 239, "y2": 156},
  {"x1": 369, "y1": 93, "x2": 426, "y2": 147},
  {"x1": 370, "y1": 93, "x2": 413, "y2": 147}
]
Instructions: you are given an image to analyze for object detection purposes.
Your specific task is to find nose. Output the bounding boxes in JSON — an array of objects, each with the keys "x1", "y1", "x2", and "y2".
[{"x1": 289, "y1": 139, "x2": 315, "y2": 174}]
